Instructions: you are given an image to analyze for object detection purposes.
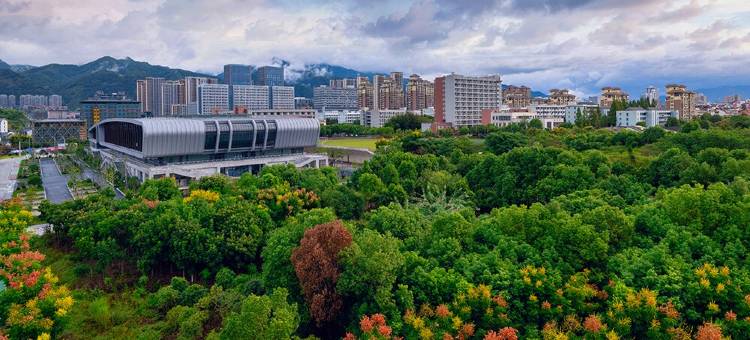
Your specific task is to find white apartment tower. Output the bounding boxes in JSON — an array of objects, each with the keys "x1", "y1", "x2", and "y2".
[
  {"x1": 435, "y1": 74, "x2": 502, "y2": 127},
  {"x1": 197, "y1": 84, "x2": 229, "y2": 114}
]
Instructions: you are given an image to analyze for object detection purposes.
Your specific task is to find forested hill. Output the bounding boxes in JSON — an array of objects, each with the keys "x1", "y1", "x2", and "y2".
[
  {"x1": 2, "y1": 115, "x2": 750, "y2": 339},
  {"x1": 0, "y1": 56, "x2": 209, "y2": 109}
]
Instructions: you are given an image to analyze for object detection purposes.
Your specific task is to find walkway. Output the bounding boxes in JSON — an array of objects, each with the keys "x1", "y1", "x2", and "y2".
[
  {"x1": 39, "y1": 158, "x2": 72, "y2": 203},
  {"x1": 0, "y1": 157, "x2": 23, "y2": 201}
]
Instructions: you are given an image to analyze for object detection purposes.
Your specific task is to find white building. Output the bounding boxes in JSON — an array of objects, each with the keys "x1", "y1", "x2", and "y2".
[
  {"x1": 185, "y1": 76, "x2": 218, "y2": 105},
  {"x1": 162, "y1": 80, "x2": 185, "y2": 115},
  {"x1": 436, "y1": 74, "x2": 502, "y2": 127},
  {"x1": 271, "y1": 86, "x2": 295, "y2": 109},
  {"x1": 564, "y1": 103, "x2": 600, "y2": 124},
  {"x1": 197, "y1": 84, "x2": 229, "y2": 114},
  {"x1": 616, "y1": 108, "x2": 678, "y2": 127},
  {"x1": 530, "y1": 104, "x2": 567, "y2": 119},
  {"x1": 48, "y1": 95, "x2": 63, "y2": 108},
  {"x1": 482, "y1": 107, "x2": 563, "y2": 129},
  {"x1": 232, "y1": 85, "x2": 269, "y2": 111},
  {"x1": 320, "y1": 110, "x2": 363, "y2": 124},
  {"x1": 0, "y1": 119, "x2": 8, "y2": 134},
  {"x1": 313, "y1": 86, "x2": 358, "y2": 110},
  {"x1": 366, "y1": 108, "x2": 408, "y2": 128},
  {"x1": 643, "y1": 86, "x2": 658, "y2": 104}
]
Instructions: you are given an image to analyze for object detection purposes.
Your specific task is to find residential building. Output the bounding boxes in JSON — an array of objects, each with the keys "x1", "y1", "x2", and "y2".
[
  {"x1": 138, "y1": 77, "x2": 165, "y2": 115},
  {"x1": 531, "y1": 104, "x2": 568, "y2": 119},
  {"x1": 600, "y1": 87, "x2": 629, "y2": 109},
  {"x1": 643, "y1": 85, "x2": 658, "y2": 105},
  {"x1": 197, "y1": 84, "x2": 230, "y2": 114},
  {"x1": 232, "y1": 85, "x2": 269, "y2": 111},
  {"x1": 616, "y1": 108, "x2": 678, "y2": 127},
  {"x1": 253, "y1": 66, "x2": 284, "y2": 86},
  {"x1": 665, "y1": 84, "x2": 696, "y2": 120},
  {"x1": 19, "y1": 95, "x2": 48, "y2": 108},
  {"x1": 434, "y1": 73, "x2": 502, "y2": 127},
  {"x1": 80, "y1": 91, "x2": 142, "y2": 127},
  {"x1": 0, "y1": 95, "x2": 7, "y2": 108},
  {"x1": 313, "y1": 86, "x2": 358, "y2": 110},
  {"x1": 503, "y1": 85, "x2": 531, "y2": 108},
  {"x1": 357, "y1": 76, "x2": 374, "y2": 109},
  {"x1": 161, "y1": 80, "x2": 186, "y2": 115},
  {"x1": 329, "y1": 78, "x2": 356, "y2": 88},
  {"x1": 223, "y1": 64, "x2": 254, "y2": 86},
  {"x1": 47, "y1": 110, "x2": 78, "y2": 119},
  {"x1": 48, "y1": 95, "x2": 63, "y2": 108},
  {"x1": 89, "y1": 117, "x2": 326, "y2": 187},
  {"x1": 270, "y1": 86, "x2": 294, "y2": 109},
  {"x1": 185, "y1": 77, "x2": 218, "y2": 106},
  {"x1": 406, "y1": 74, "x2": 434, "y2": 111},
  {"x1": 0, "y1": 118, "x2": 8, "y2": 133},
  {"x1": 365, "y1": 109, "x2": 408, "y2": 128},
  {"x1": 548, "y1": 89, "x2": 576, "y2": 105},
  {"x1": 32, "y1": 119, "x2": 87, "y2": 145},
  {"x1": 377, "y1": 72, "x2": 405, "y2": 110}
]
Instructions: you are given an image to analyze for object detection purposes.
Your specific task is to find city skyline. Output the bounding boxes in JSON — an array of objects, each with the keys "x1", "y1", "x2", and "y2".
[{"x1": 1, "y1": 0, "x2": 749, "y2": 97}]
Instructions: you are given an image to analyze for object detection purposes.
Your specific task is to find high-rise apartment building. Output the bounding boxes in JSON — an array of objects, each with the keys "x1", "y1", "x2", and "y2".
[
  {"x1": 136, "y1": 80, "x2": 147, "y2": 112},
  {"x1": 19, "y1": 95, "x2": 48, "y2": 107},
  {"x1": 406, "y1": 74, "x2": 434, "y2": 111},
  {"x1": 161, "y1": 80, "x2": 186, "y2": 115},
  {"x1": 643, "y1": 85, "x2": 658, "y2": 105},
  {"x1": 231, "y1": 85, "x2": 269, "y2": 111},
  {"x1": 0, "y1": 95, "x2": 7, "y2": 108},
  {"x1": 252, "y1": 66, "x2": 284, "y2": 86},
  {"x1": 548, "y1": 89, "x2": 576, "y2": 105},
  {"x1": 665, "y1": 84, "x2": 696, "y2": 120},
  {"x1": 599, "y1": 87, "x2": 629, "y2": 109},
  {"x1": 270, "y1": 86, "x2": 295, "y2": 110},
  {"x1": 503, "y1": 85, "x2": 531, "y2": 108},
  {"x1": 434, "y1": 74, "x2": 502, "y2": 127},
  {"x1": 357, "y1": 76, "x2": 374, "y2": 109},
  {"x1": 48, "y1": 95, "x2": 63, "y2": 108},
  {"x1": 223, "y1": 64, "x2": 254, "y2": 86},
  {"x1": 139, "y1": 77, "x2": 165, "y2": 115},
  {"x1": 313, "y1": 86, "x2": 358, "y2": 110},
  {"x1": 329, "y1": 78, "x2": 356, "y2": 88},
  {"x1": 376, "y1": 72, "x2": 405, "y2": 110},
  {"x1": 197, "y1": 84, "x2": 229, "y2": 114},
  {"x1": 185, "y1": 77, "x2": 218, "y2": 104}
]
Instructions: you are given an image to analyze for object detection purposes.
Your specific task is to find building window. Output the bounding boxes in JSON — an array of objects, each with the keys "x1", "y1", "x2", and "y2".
[
  {"x1": 218, "y1": 122, "x2": 230, "y2": 149},
  {"x1": 204, "y1": 122, "x2": 217, "y2": 150},
  {"x1": 255, "y1": 121, "x2": 266, "y2": 148}
]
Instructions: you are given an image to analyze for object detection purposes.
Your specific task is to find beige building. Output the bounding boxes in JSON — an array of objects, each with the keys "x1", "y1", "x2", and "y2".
[
  {"x1": 548, "y1": 89, "x2": 576, "y2": 105},
  {"x1": 600, "y1": 87, "x2": 629, "y2": 109},
  {"x1": 665, "y1": 84, "x2": 696, "y2": 120},
  {"x1": 406, "y1": 74, "x2": 434, "y2": 111},
  {"x1": 503, "y1": 85, "x2": 531, "y2": 108},
  {"x1": 356, "y1": 76, "x2": 373, "y2": 109}
]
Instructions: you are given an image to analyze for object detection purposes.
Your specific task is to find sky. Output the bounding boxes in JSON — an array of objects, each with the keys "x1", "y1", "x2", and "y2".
[{"x1": 1, "y1": 0, "x2": 750, "y2": 97}]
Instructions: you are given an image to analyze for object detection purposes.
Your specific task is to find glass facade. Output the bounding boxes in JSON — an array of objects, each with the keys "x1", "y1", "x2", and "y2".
[{"x1": 102, "y1": 121, "x2": 143, "y2": 151}]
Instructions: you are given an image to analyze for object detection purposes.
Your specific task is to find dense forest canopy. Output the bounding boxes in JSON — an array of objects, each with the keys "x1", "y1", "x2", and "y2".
[{"x1": 2, "y1": 114, "x2": 750, "y2": 339}]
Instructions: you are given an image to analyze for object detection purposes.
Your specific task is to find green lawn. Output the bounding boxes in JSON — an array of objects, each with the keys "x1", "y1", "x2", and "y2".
[{"x1": 320, "y1": 138, "x2": 379, "y2": 151}]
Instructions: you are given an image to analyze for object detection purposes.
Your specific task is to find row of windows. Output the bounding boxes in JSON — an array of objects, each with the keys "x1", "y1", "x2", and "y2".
[{"x1": 203, "y1": 121, "x2": 278, "y2": 151}]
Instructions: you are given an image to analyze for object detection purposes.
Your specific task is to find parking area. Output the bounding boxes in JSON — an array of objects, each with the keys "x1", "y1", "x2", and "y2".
[{"x1": 39, "y1": 157, "x2": 73, "y2": 203}]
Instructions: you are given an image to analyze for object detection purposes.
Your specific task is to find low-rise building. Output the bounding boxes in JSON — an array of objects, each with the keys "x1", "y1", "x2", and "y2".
[
  {"x1": 320, "y1": 110, "x2": 363, "y2": 124},
  {"x1": 616, "y1": 108, "x2": 678, "y2": 127},
  {"x1": 32, "y1": 119, "x2": 87, "y2": 146},
  {"x1": 481, "y1": 108, "x2": 563, "y2": 129},
  {"x1": 564, "y1": 103, "x2": 600, "y2": 124},
  {"x1": 89, "y1": 117, "x2": 327, "y2": 188},
  {"x1": 80, "y1": 92, "x2": 142, "y2": 128},
  {"x1": 365, "y1": 109, "x2": 409, "y2": 128}
]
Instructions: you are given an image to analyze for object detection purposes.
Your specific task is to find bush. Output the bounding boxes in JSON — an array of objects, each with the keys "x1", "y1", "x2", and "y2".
[
  {"x1": 88, "y1": 297, "x2": 112, "y2": 329},
  {"x1": 148, "y1": 286, "x2": 180, "y2": 313}
]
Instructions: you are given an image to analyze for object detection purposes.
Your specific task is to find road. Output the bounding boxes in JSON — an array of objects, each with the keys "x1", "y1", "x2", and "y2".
[
  {"x1": 39, "y1": 158, "x2": 73, "y2": 203},
  {"x1": 0, "y1": 157, "x2": 22, "y2": 201}
]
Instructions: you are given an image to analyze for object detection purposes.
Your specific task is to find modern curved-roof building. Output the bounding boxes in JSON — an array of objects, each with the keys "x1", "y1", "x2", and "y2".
[{"x1": 89, "y1": 117, "x2": 326, "y2": 185}]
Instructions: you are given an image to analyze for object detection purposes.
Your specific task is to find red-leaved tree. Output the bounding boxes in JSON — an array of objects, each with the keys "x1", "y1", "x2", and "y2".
[{"x1": 291, "y1": 220, "x2": 353, "y2": 326}]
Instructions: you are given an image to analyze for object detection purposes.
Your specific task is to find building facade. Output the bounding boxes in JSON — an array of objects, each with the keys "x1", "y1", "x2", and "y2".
[
  {"x1": 232, "y1": 85, "x2": 269, "y2": 111},
  {"x1": 665, "y1": 84, "x2": 696, "y2": 120},
  {"x1": 616, "y1": 108, "x2": 678, "y2": 127},
  {"x1": 643, "y1": 85, "x2": 658, "y2": 105},
  {"x1": 270, "y1": 86, "x2": 295, "y2": 109},
  {"x1": 548, "y1": 89, "x2": 576, "y2": 105},
  {"x1": 32, "y1": 119, "x2": 87, "y2": 146},
  {"x1": 503, "y1": 85, "x2": 531, "y2": 108},
  {"x1": 197, "y1": 84, "x2": 230, "y2": 114},
  {"x1": 434, "y1": 74, "x2": 502, "y2": 127},
  {"x1": 252, "y1": 66, "x2": 284, "y2": 86},
  {"x1": 80, "y1": 92, "x2": 142, "y2": 128},
  {"x1": 223, "y1": 64, "x2": 254, "y2": 86},
  {"x1": 313, "y1": 86, "x2": 358, "y2": 110},
  {"x1": 357, "y1": 76, "x2": 374, "y2": 109},
  {"x1": 406, "y1": 74, "x2": 434, "y2": 111},
  {"x1": 600, "y1": 87, "x2": 629, "y2": 109},
  {"x1": 161, "y1": 80, "x2": 186, "y2": 115},
  {"x1": 89, "y1": 117, "x2": 326, "y2": 186},
  {"x1": 48, "y1": 95, "x2": 63, "y2": 108}
]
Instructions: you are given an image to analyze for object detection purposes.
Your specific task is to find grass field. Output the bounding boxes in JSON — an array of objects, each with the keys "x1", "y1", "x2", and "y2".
[{"x1": 320, "y1": 138, "x2": 379, "y2": 151}]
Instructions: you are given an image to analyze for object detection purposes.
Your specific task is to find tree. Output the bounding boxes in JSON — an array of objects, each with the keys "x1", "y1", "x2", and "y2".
[
  {"x1": 384, "y1": 113, "x2": 431, "y2": 131},
  {"x1": 290, "y1": 220, "x2": 353, "y2": 326},
  {"x1": 140, "y1": 177, "x2": 182, "y2": 200},
  {"x1": 219, "y1": 289, "x2": 299, "y2": 340},
  {"x1": 485, "y1": 132, "x2": 527, "y2": 155}
]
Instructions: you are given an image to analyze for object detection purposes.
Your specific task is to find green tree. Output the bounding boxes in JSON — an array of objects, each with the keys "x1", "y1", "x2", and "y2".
[{"x1": 220, "y1": 288, "x2": 299, "y2": 340}]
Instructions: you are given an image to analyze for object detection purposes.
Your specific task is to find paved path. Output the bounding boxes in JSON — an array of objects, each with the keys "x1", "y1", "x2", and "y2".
[
  {"x1": 73, "y1": 158, "x2": 124, "y2": 199},
  {"x1": 0, "y1": 157, "x2": 23, "y2": 201},
  {"x1": 39, "y1": 158, "x2": 72, "y2": 203}
]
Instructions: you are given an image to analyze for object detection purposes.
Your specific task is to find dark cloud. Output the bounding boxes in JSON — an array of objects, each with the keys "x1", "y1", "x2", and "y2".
[{"x1": 0, "y1": 0, "x2": 29, "y2": 13}]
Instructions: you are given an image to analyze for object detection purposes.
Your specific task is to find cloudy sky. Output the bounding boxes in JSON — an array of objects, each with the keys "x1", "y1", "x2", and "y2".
[{"x1": 1, "y1": 0, "x2": 749, "y2": 96}]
